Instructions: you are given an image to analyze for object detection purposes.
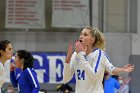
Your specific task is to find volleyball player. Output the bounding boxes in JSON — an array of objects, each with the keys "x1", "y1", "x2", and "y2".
[
  {"x1": 63, "y1": 27, "x2": 134, "y2": 93},
  {"x1": 10, "y1": 50, "x2": 40, "y2": 93},
  {"x1": 0, "y1": 40, "x2": 13, "y2": 93}
]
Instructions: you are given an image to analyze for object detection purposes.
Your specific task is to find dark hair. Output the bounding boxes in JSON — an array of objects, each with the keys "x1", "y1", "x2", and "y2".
[
  {"x1": 0, "y1": 40, "x2": 11, "y2": 57},
  {"x1": 40, "y1": 89, "x2": 47, "y2": 93},
  {"x1": 17, "y1": 50, "x2": 34, "y2": 70},
  {"x1": 112, "y1": 75, "x2": 119, "y2": 80},
  {"x1": 57, "y1": 83, "x2": 73, "y2": 92}
]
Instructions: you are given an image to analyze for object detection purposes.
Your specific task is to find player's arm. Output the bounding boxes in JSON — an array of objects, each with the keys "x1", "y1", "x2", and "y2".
[
  {"x1": 102, "y1": 53, "x2": 116, "y2": 74},
  {"x1": 10, "y1": 62, "x2": 17, "y2": 87},
  {"x1": 25, "y1": 68, "x2": 40, "y2": 93},
  {"x1": 102, "y1": 52, "x2": 134, "y2": 75},
  {"x1": 10, "y1": 68, "x2": 22, "y2": 87},
  {"x1": 10, "y1": 62, "x2": 23, "y2": 87},
  {"x1": 63, "y1": 53, "x2": 76, "y2": 83},
  {"x1": 112, "y1": 64, "x2": 134, "y2": 75},
  {"x1": 63, "y1": 42, "x2": 75, "y2": 83},
  {"x1": 10, "y1": 70, "x2": 18, "y2": 87}
]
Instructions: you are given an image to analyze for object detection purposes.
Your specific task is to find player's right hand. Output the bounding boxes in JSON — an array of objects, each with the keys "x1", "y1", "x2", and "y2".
[{"x1": 65, "y1": 42, "x2": 73, "y2": 63}]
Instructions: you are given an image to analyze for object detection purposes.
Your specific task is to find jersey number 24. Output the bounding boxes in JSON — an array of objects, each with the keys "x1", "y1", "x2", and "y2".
[{"x1": 77, "y1": 70, "x2": 85, "y2": 80}]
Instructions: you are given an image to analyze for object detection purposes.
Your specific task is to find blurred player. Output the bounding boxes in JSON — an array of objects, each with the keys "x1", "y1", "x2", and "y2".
[
  {"x1": 0, "y1": 40, "x2": 13, "y2": 93},
  {"x1": 10, "y1": 50, "x2": 40, "y2": 93}
]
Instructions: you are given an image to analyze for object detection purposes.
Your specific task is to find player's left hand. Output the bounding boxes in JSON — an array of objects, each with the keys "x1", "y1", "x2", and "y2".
[{"x1": 122, "y1": 64, "x2": 134, "y2": 73}]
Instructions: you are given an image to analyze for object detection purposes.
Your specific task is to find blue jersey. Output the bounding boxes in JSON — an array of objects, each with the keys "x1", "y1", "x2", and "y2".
[
  {"x1": 104, "y1": 77, "x2": 120, "y2": 93},
  {"x1": 10, "y1": 68, "x2": 40, "y2": 93}
]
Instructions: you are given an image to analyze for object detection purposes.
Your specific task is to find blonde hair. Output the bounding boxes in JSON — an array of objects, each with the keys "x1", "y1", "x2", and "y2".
[{"x1": 84, "y1": 27, "x2": 105, "y2": 51}]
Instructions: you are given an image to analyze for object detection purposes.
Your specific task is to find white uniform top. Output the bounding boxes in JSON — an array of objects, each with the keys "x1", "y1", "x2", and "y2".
[
  {"x1": 0, "y1": 62, "x2": 5, "y2": 93},
  {"x1": 63, "y1": 48, "x2": 116, "y2": 93}
]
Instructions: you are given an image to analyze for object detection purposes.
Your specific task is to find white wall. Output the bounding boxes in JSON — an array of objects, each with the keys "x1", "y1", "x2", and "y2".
[
  {"x1": 0, "y1": 31, "x2": 79, "y2": 52},
  {"x1": 105, "y1": 33, "x2": 131, "y2": 77},
  {"x1": 132, "y1": 0, "x2": 140, "y2": 55},
  {"x1": 132, "y1": 34, "x2": 140, "y2": 55},
  {"x1": 105, "y1": 33, "x2": 131, "y2": 67},
  {"x1": 138, "y1": 0, "x2": 140, "y2": 34}
]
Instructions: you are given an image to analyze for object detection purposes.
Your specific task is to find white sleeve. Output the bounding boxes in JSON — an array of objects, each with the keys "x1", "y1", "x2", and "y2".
[
  {"x1": 0, "y1": 64, "x2": 5, "y2": 88},
  {"x1": 63, "y1": 52, "x2": 76, "y2": 83},
  {"x1": 0, "y1": 72, "x2": 5, "y2": 88},
  {"x1": 102, "y1": 52, "x2": 116, "y2": 74}
]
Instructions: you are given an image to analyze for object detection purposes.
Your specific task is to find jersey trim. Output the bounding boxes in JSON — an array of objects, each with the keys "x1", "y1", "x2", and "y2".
[
  {"x1": 94, "y1": 50, "x2": 102, "y2": 73},
  {"x1": 27, "y1": 68, "x2": 37, "y2": 88},
  {"x1": 104, "y1": 52, "x2": 110, "y2": 62},
  {"x1": 92, "y1": 48, "x2": 99, "y2": 52}
]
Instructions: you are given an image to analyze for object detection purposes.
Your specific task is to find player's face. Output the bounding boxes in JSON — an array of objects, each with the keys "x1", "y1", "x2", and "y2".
[
  {"x1": 2, "y1": 43, "x2": 13, "y2": 60},
  {"x1": 15, "y1": 53, "x2": 23, "y2": 68},
  {"x1": 79, "y1": 29, "x2": 95, "y2": 48}
]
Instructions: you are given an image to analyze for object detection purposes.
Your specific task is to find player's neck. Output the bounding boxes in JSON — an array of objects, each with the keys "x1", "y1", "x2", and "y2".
[
  {"x1": 86, "y1": 46, "x2": 94, "y2": 55},
  {"x1": 0, "y1": 57, "x2": 6, "y2": 65}
]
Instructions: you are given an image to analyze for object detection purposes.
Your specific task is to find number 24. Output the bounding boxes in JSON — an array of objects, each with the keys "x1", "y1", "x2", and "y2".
[{"x1": 77, "y1": 70, "x2": 85, "y2": 80}]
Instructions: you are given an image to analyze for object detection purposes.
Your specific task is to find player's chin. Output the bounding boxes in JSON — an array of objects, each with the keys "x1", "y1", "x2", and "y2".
[{"x1": 8, "y1": 55, "x2": 13, "y2": 59}]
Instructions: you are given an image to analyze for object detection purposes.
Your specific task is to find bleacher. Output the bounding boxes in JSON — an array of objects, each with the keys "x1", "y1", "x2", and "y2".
[
  {"x1": 2, "y1": 83, "x2": 75, "y2": 93},
  {"x1": 40, "y1": 83, "x2": 75, "y2": 93}
]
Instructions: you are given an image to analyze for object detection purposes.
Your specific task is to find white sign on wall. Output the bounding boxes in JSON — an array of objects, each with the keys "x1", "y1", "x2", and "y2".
[
  {"x1": 52, "y1": 0, "x2": 90, "y2": 28},
  {"x1": 5, "y1": 0, "x2": 45, "y2": 28}
]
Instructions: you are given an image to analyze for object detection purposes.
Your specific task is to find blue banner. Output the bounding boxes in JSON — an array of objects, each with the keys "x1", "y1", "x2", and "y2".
[{"x1": 31, "y1": 52, "x2": 75, "y2": 83}]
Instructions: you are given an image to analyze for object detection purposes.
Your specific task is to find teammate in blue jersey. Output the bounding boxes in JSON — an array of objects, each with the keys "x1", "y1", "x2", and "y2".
[
  {"x1": 104, "y1": 72, "x2": 120, "y2": 93},
  {"x1": 63, "y1": 27, "x2": 134, "y2": 93},
  {"x1": 10, "y1": 50, "x2": 40, "y2": 93},
  {"x1": 0, "y1": 40, "x2": 13, "y2": 93}
]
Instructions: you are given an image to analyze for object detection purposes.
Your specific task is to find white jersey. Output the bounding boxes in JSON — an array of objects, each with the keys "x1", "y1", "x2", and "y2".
[
  {"x1": 63, "y1": 48, "x2": 116, "y2": 93},
  {"x1": 0, "y1": 62, "x2": 5, "y2": 92}
]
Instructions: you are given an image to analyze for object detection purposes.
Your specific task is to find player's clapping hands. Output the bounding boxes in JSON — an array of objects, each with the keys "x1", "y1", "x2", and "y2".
[{"x1": 74, "y1": 40, "x2": 86, "y2": 53}]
